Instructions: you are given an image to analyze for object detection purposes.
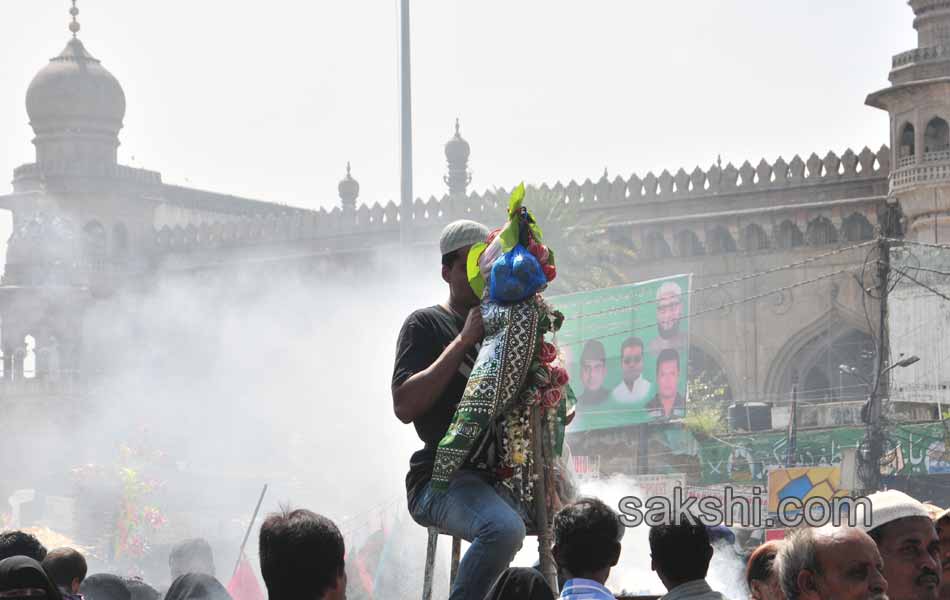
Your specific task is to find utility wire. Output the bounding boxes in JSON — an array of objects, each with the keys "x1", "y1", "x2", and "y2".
[
  {"x1": 885, "y1": 238, "x2": 950, "y2": 251},
  {"x1": 889, "y1": 266, "x2": 950, "y2": 303},
  {"x1": 561, "y1": 266, "x2": 862, "y2": 346},
  {"x1": 561, "y1": 240, "x2": 876, "y2": 320}
]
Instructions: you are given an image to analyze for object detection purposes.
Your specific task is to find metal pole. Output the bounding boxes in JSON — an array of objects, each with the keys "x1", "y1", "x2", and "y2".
[
  {"x1": 398, "y1": 0, "x2": 413, "y2": 246},
  {"x1": 864, "y1": 210, "x2": 895, "y2": 492},
  {"x1": 233, "y1": 484, "x2": 268, "y2": 577},
  {"x1": 531, "y1": 405, "x2": 557, "y2": 592},
  {"x1": 786, "y1": 374, "x2": 798, "y2": 467}
]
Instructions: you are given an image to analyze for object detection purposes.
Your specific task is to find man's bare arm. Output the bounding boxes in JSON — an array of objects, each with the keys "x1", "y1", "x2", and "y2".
[{"x1": 392, "y1": 308, "x2": 482, "y2": 424}]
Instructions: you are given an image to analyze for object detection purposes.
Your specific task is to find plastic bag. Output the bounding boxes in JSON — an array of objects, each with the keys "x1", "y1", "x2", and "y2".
[
  {"x1": 478, "y1": 235, "x2": 505, "y2": 293},
  {"x1": 489, "y1": 243, "x2": 547, "y2": 303}
]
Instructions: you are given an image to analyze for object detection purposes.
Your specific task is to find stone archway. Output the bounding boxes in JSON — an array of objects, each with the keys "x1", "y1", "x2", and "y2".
[
  {"x1": 764, "y1": 309, "x2": 875, "y2": 404},
  {"x1": 688, "y1": 339, "x2": 736, "y2": 405}
]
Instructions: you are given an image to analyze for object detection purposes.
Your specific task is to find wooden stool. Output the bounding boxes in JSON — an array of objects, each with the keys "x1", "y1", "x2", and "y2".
[{"x1": 422, "y1": 527, "x2": 462, "y2": 600}]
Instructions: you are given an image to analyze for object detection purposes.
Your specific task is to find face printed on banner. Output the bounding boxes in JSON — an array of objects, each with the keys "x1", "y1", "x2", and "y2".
[
  {"x1": 657, "y1": 357, "x2": 679, "y2": 401},
  {"x1": 580, "y1": 340, "x2": 607, "y2": 392},
  {"x1": 656, "y1": 284, "x2": 683, "y2": 338},
  {"x1": 582, "y1": 358, "x2": 606, "y2": 391},
  {"x1": 621, "y1": 344, "x2": 644, "y2": 385}
]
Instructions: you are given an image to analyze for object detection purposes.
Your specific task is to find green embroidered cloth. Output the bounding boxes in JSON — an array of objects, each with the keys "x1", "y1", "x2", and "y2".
[{"x1": 430, "y1": 299, "x2": 541, "y2": 491}]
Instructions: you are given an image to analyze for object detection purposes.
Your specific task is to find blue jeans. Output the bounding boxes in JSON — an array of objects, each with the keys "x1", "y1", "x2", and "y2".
[{"x1": 409, "y1": 469, "x2": 527, "y2": 600}]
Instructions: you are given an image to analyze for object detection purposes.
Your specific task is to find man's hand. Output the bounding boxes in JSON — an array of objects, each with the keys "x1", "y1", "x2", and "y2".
[
  {"x1": 459, "y1": 307, "x2": 484, "y2": 348},
  {"x1": 393, "y1": 307, "x2": 482, "y2": 424}
]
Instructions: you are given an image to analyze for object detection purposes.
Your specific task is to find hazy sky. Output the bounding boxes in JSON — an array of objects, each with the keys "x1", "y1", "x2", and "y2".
[{"x1": 0, "y1": 1, "x2": 915, "y2": 212}]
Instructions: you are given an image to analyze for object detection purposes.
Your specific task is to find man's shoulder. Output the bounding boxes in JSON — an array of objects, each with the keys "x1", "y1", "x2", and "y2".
[{"x1": 400, "y1": 306, "x2": 449, "y2": 330}]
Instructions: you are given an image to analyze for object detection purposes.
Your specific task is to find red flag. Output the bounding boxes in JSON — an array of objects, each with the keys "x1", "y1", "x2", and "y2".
[{"x1": 227, "y1": 555, "x2": 265, "y2": 600}]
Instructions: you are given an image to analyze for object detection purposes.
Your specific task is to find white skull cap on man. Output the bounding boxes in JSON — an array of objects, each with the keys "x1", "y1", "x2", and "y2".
[
  {"x1": 439, "y1": 219, "x2": 490, "y2": 256},
  {"x1": 855, "y1": 489, "x2": 931, "y2": 531}
]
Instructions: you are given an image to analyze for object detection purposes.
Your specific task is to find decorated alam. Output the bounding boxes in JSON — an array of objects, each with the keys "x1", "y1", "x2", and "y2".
[{"x1": 3, "y1": 2, "x2": 950, "y2": 600}]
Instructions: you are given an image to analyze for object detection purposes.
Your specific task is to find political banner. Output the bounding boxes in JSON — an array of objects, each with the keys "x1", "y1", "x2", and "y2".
[
  {"x1": 697, "y1": 421, "x2": 950, "y2": 484},
  {"x1": 553, "y1": 274, "x2": 692, "y2": 432}
]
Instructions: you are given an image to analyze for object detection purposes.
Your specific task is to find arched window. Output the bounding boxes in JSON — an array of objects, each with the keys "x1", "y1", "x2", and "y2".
[
  {"x1": 22, "y1": 335, "x2": 35, "y2": 379},
  {"x1": 806, "y1": 217, "x2": 838, "y2": 246},
  {"x1": 841, "y1": 213, "x2": 874, "y2": 242},
  {"x1": 776, "y1": 220, "x2": 804, "y2": 249},
  {"x1": 794, "y1": 330, "x2": 875, "y2": 403},
  {"x1": 900, "y1": 122, "x2": 916, "y2": 158},
  {"x1": 742, "y1": 224, "x2": 769, "y2": 252},
  {"x1": 925, "y1": 117, "x2": 950, "y2": 153},
  {"x1": 113, "y1": 222, "x2": 128, "y2": 257},
  {"x1": 642, "y1": 232, "x2": 672, "y2": 260},
  {"x1": 83, "y1": 220, "x2": 107, "y2": 259},
  {"x1": 675, "y1": 230, "x2": 705, "y2": 257},
  {"x1": 706, "y1": 226, "x2": 737, "y2": 255}
]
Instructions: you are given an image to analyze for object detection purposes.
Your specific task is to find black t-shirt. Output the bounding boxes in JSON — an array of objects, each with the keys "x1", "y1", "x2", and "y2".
[{"x1": 392, "y1": 305, "x2": 479, "y2": 501}]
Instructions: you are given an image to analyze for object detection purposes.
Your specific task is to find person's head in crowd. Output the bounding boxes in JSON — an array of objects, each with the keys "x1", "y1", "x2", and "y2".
[
  {"x1": 119, "y1": 578, "x2": 159, "y2": 600},
  {"x1": 649, "y1": 515, "x2": 713, "y2": 591},
  {"x1": 0, "y1": 556, "x2": 62, "y2": 600},
  {"x1": 552, "y1": 497, "x2": 623, "y2": 585},
  {"x1": 0, "y1": 531, "x2": 48, "y2": 562},
  {"x1": 259, "y1": 508, "x2": 346, "y2": 600},
  {"x1": 580, "y1": 341, "x2": 607, "y2": 394},
  {"x1": 619, "y1": 337, "x2": 645, "y2": 386},
  {"x1": 169, "y1": 539, "x2": 215, "y2": 581},
  {"x1": 485, "y1": 567, "x2": 555, "y2": 600},
  {"x1": 164, "y1": 574, "x2": 231, "y2": 600},
  {"x1": 655, "y1": 349, "x2": 680, "y2": 403},
  {"x1": 861, "y1": 490, "x2": 940, "y2": 600},
  {"x1": 439, "y1": 220, "x2": 489, "y2": 309},
  {"x1": 79, "y1": 574, "x2": 130, "y2": 600},
  {"x1": 656, "y1": 281, "x2": 683, "y2": 338},
  {"x1": 42, "y1": 548, "x2": 86, "y2": 595},
  {"x1": 931, "y1": 508, "x2": 950, "y2": 600},
  {"x1": 747, "y1": 540, "x2": 783, "y2": 600},
  {"x1": 777, "y1": 525, "x2": 886, "y2": 600}
]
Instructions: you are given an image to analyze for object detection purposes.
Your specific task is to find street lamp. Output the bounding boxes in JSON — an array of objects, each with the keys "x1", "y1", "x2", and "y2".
[{"x1": 860, "y1": 354, "x2": 920, "y2": 492}]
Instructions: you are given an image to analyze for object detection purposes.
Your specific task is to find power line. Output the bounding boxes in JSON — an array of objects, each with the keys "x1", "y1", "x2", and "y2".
[
  {"x1": 561, "y1": 240, "x2": 876, "y2": 320},
  {"x1": 889, "y1": 265, "x2": 950, "y2": 303},
  {"x1": 560, "y1": 267, "x2": 863, "y2": 346},
  {"x1": 885, "y1": 238, "x2": 950, "y2": 251}
]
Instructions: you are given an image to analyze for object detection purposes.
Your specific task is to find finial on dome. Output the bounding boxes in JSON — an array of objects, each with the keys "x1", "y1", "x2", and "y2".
[
  {"x1": 339, "y1": 161, "x2": 359, "y2": 207},
  {"x1": 69, "y1": 0, "x2": 80, "y2": 38},
  {"x1": 455, "y1": 117, "x2": 460, "y2": 136}
]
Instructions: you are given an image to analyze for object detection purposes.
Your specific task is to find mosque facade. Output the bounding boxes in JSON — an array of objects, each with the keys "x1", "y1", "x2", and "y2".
[{"x1": 1, "y1": 1, "x2": 948, "y2": 453}]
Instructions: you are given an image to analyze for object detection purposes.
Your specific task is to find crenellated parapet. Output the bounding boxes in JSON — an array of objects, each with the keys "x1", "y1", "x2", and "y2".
[{"x1": 151, "y1": 146, "x2": 890, "y2": 258}]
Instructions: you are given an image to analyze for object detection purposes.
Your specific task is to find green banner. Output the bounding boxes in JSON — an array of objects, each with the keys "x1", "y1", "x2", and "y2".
[
  {"x1": 697, "y1": 421, "x2": 950, "y2": 484},
  {"x1": 553, "y1": 274, "x2": 691, "y2": 432}
]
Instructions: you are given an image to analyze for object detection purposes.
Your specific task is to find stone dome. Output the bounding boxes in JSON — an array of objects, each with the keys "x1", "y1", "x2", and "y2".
[
  {"x1": 26, "y1": 37, "x2": 125, "y2": 136},
  {"x1": 445, "y1": 119, "x2": 470, "y2": 164},
  {"x1": 338, "y1": 162, "x2": 359, "y2": 203}
]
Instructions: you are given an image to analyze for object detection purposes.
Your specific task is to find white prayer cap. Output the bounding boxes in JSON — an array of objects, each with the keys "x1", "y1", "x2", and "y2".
[
  {"x1": 856, "y1": 489, "x2": 932, "y2": 532},
  {"x1": 439, "y1": 219, "x2": 489, "y2": 256}
]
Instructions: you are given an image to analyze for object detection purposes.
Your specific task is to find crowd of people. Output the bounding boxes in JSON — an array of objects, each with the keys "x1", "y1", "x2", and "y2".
[
  {"x1": 0, "y1": 508, "x2": 346, "y2": 600},
  {"x1": 3, "y1": 485, "x2": 948, "y2": 600}
]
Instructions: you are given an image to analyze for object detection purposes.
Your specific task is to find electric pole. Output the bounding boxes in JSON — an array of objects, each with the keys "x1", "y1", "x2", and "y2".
[
  {"x1": 862, "y1": 203, "x2": 899, "y2": 492},
  {"x1": 786, "y1": 372, "x2": 798, "y2": 468},
  {"x1": 398, "y1": 0, "x2": 413, "y2": 246}
]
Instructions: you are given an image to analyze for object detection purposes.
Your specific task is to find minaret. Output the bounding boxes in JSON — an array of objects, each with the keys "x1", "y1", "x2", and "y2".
[
  {"x1": 24, "y1": 0, "x2": 126, "y2": 175},
  {"x1": 867, "y1": 0, "x2": 950, "y2": 241},
  {"x1": 338, "y1": 162, "x2": 359, "y2": 223},
  {"x1": 444, "y1": 118, "x2": 471, "y2": 197}
]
